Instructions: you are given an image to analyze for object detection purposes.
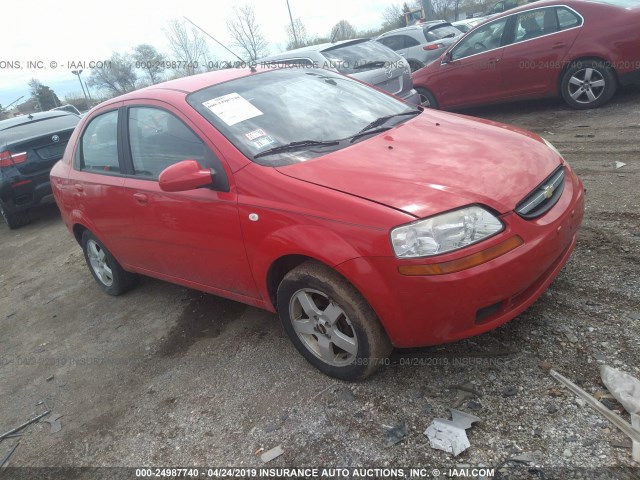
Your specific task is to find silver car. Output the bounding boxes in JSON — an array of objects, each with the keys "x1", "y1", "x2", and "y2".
[
  {"x1": 258, "y1": 39, "x2": 420, "y2": 106},
  {"x1": 376, "y1": 22, "x2": 462, "y2": 71}
]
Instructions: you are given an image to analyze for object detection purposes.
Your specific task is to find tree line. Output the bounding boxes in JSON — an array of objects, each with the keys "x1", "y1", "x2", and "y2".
[{"x1": 2, "y1": 0, "x2": 493, "y2": 116}]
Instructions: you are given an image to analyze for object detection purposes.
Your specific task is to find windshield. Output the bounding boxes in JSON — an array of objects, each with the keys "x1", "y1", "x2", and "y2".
[
  {"x1": 188, "y1": 68, "x2": 418, "y2": 166},
  {"x1": 321, "y1": 41, "x2": 400, "y2": 74}
]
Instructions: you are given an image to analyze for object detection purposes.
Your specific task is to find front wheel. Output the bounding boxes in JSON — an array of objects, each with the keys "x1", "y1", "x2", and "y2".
[
  {"x1": 560, "y1": 60, "x2": 616, "y2": 109},
  {"x1": 416, "y1": 87, "x2": 439, "y2": 109},
  {"x1": 277, "y1": 261, "x2": 392, "y2": 381},
  {"x1": 81, "y1": 230, "x2": 136, "y2": 296}
]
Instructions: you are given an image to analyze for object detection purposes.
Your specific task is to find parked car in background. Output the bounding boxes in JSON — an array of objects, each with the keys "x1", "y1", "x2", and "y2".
[
  {"x1": 451, "y1": 17, "x2": 487, "y2": 33},
  {"x1": 51, "y1": 66, "x2": 583, "y2": 380},
  {"x1": 259, "y1": 39, "x2": 419, "y2": 105},
  {"x1": 0, "y1": 111, "x2": 80, "y2": 228},
  {"x1": 376, "y1": 21, "x2": 462, "y2": 72},
  {"x1": 51, "y1": 104, "x2": 83, "y2": 116},
  {"x1": 412, "y1": 0, "x2": 640, "y2": 110}
]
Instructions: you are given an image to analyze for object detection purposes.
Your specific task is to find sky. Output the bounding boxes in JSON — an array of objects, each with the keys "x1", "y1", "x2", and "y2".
[{"x1": 0, "y1": 0, "x2": 396, "y2": 108}]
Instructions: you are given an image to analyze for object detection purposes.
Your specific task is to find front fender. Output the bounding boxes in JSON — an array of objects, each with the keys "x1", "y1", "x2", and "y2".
[{"x1": 244, "y1": 221, "x2": 370, "y2": 306}]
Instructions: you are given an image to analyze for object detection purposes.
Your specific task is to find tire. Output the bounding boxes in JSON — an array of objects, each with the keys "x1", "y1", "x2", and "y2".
[
  {"x1": 407, "y1": 59, "x2": 425, "y2": 72},
  {"x1": 416, "y1": 87, "x2": 439, "y2": 109},
  {"x1": 560, "y1": 60, "x2": 617, "y2": 109},
  {"x1": 277, "y1": 261, "x2": 392, "y2": 381},
  {"x1": 81, "y1": 230, "x2": 136, "y2": 296},
  {"x1": 0, "y1": 201, "x2": 30, "y2": 229}
]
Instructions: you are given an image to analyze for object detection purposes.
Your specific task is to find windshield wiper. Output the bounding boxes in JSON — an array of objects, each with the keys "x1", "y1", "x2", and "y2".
[
  {"x1": 356, "y1": 110, "x2": 422, "y2": 135},
  {"x1": 253, "y1": 139, "x2": 340, "y2": 159},
  {"x1": 349, "y1": 127, "x2": 393, "y2": 143}
]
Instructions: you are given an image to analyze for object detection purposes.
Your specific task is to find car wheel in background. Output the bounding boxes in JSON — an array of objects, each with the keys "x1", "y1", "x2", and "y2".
[
  {"x1": 277, "y1": 261, "x2": 392, "y2": 381},
  {"x1": 561, "y1": 60, "x2": 617, "y2": 109},
  {"x1": 81, "y1": 230, "x2": 136, "y2": 296},
  {"x1": 0, "y1": 201, "x2": 30, "y2": 229},
  {"x1": 416, "y1": 88, "x2": 439, "y2": 109},
  {"x1": 408, "y1": 59, "x2": 425, "y2": 72}
]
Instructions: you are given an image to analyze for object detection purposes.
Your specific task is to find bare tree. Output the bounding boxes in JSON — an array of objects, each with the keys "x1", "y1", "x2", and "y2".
[
  {"x1": 164, "y1": 19, "x2": 210, "y2": 76},
  {"x1": 88, "y1": 53, "x2": 138, "y2": 97},
  {"x1": 431, "y1": 0, "x2": 456, "y2": 20},
  {"x1": 227, "y1": 5, "x2": 270, "y2": 62},
  {"x1": 285, "y1": 18, "x2": 312, "y2": 50},
  {"x1": 381, "y1": 4, "x2": 405, "y2": 30},
  {"x1": 133, "y1": 44, "x2": 166, "y2": 85},
  {"x1": 330, "y1": 20, "x2": 357, "y2": 42}
]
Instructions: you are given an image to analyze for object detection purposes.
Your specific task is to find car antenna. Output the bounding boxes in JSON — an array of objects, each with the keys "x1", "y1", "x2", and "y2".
[{"x1": 183, "y1": 16, "x2": 257, "y2": 72}]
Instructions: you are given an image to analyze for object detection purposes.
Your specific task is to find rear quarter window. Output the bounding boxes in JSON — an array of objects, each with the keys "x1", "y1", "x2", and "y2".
[{"x1": 557, "y1": 7, "x2": 583, "y2": 30}]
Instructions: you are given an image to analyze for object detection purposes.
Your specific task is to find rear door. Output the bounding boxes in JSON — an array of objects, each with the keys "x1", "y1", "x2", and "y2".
[
  {"x1": 66, "y1": 106, "x2": 131, "y2": 261},
  {"x1": 499, "y1": 6, "x2": 583, "y2": 97}
]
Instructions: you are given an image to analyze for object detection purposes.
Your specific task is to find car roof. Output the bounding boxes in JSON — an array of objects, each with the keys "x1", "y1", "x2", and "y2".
[
  {"x1": 259, "y1": 38, "x2": 371, "y2": 61},
  {"x1": 116, "y1": 67, "x2": 259, "y2": 101},
  {"x1": 0, "y1": 111, "x2": 78, "y2": 131},
  {"x1": 378, "y1": 21, "x2": 449, "y2": 37}
]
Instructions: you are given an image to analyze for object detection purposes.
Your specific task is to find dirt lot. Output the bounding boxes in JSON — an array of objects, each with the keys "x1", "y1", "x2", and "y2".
[{"x1": 1, "y1": 89, "x2": 639, "y2": 478}]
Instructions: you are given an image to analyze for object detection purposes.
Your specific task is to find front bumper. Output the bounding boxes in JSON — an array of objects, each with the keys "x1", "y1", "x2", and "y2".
[
  {"x1": 0, "y1": 170, "x2": 53, "y2": 213},
  {"x1": 337, "y1": 167, "x2": 585, "y2": 347}
]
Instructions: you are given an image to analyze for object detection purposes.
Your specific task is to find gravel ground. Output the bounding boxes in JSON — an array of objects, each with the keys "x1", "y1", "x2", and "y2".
[{"x1": 0, "y1": 88, "x2": 639, "y2": 479}]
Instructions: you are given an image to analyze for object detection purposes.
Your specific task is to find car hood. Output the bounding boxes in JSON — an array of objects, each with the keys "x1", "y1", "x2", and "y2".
[{"x1": 276, "y1": 110, "x2": 561, "y2": 218}]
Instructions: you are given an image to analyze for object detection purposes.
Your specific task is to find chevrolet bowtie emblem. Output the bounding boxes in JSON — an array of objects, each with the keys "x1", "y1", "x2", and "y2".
[{"x1": 543, "y1": 185, "x2": 554, "y2": 199}]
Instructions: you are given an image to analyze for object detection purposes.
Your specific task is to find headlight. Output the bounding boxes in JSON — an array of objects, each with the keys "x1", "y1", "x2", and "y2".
[
  {"x1": 390, "y1": 205, "x2": 504, "y2": 258},
  {"x1": 543, "y1": 138, "x2": 562, "y2": 158}
]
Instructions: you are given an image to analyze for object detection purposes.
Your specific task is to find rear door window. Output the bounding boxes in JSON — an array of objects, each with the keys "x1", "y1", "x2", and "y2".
[
  {"x1": 514, "y1": 8, "x2": 558, "y2": 43},
  {"x1": 79, "y1": 110, "x2": 120, "y2": 173}
]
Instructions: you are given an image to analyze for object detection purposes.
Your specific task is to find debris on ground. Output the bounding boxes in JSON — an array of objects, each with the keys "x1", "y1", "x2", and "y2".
[
  {"x1": 452, "y1": 382, "x2": 481, "y2": 407},
  {"x1": 425, "y1": 409, "x2": 481, "y2": 456},
  {"x1": 44, "y1": 414, "x2": 63, "y2": 434},
  {"x1": 615, "y1": 161, "x2": 626, "y2": 169},
  {"x1": 260, "y1": 445, "x2": 284, "y2": 463},
  {"x1": 0, "y1": 402, "x2": 50, "y2": 441},
  {"x1": 551, "y1": 369, "x2": 640, "y2": 463},
  {"x1": 46, "y1": 375, "x2": 54, "y2": 382},
  {"x1": 0, "y1": 442, "x2": 20, "y2": 468},
  {"x1": 600, "y1": 365, "x2": 640, "y2": 463},
  {"x1": 383, "y1": 419, "x2": 408, "y2": 448},
  {"x1": 502, "y1": 386, "x2": 518, "y2": 397}
]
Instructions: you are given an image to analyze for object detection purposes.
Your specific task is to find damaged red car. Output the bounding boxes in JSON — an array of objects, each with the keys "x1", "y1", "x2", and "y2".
[{"x1": 51, "y1": 67, "x2": 584, "y2": 380}]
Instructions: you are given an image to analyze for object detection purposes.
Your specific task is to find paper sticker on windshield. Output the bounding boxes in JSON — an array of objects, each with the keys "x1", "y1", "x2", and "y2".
[
  {"x1": 252, "y1": 136, "x2": 276, "y2": 150},
  {"x1": 245, "y1": 128, "x2": 267, "y2": 141},
  {"x1": 202, "y1": 93, "x2": 263, "y2": 126}
]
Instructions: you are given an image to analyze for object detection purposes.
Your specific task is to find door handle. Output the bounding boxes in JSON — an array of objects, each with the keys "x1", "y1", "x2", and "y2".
[
  {"x1": 133, "y1": 193, "x2": 148, "y2": 205},
  {"x1": 552, "y1": 42, "x2": 567, "y2": 49}
]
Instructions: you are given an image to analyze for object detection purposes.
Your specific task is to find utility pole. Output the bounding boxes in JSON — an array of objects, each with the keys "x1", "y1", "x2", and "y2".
[
  {"x1": 72, "y1": 70, "x2": 89, "y2": 104},
  {"x1": 286, "y1": 0, "x2": 299, "y2": 48}
]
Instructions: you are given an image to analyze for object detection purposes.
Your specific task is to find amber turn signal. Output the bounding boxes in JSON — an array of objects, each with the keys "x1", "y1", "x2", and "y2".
[{"x1": 398, "y1": 235, "x2": 524, "y2": 276}]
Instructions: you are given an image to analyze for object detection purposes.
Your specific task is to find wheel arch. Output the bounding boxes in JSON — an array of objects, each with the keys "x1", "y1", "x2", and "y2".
[{"x1": 556, "y1": 55, "x2": 619, "y2": 95}]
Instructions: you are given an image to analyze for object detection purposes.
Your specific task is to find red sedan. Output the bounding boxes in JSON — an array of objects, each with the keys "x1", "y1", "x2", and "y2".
[
  {"x1": 412, "y1": 0, "x2": 640, "y2": 110},
  {"x1": 51, "y1": 66, "x2": 584, "y2": 380}
]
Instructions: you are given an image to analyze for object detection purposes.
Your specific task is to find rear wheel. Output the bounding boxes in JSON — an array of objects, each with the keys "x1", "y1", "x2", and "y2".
[
  {"x1": 277, "y1": 261, "x2": 392, "y2": 381},
  {"x1": 0, "y1": 201, "x2": 30, "y2": 229},
  {"x1": 416, "y1": 87, "x2": 439, "y2": 109},
  {"x1": 81, "y1": 230, "x2": 136, "y2": 296},
  {"x1": 560, "y1": 60, "x2": 616, "y2": 109}
]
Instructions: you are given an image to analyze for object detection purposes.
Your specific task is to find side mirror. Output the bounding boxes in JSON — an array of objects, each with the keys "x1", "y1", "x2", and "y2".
[
  {"x1": 158, "y1": 160, "x2": 214, "y2": 192},
  {"x1": 442, "y1": 51, "x2": 453, "y2": 64}
]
